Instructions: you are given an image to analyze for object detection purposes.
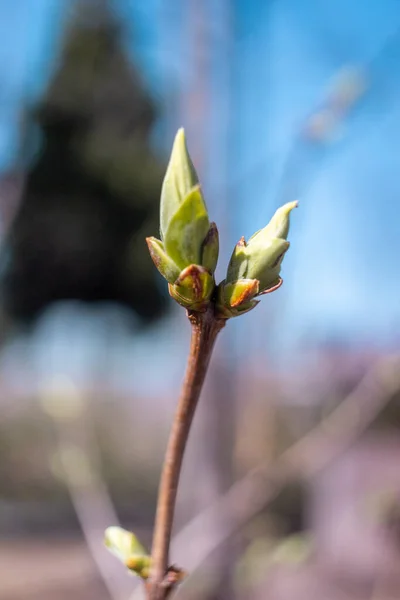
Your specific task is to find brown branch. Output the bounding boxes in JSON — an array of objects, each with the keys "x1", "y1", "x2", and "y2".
[
  {"x1": 167, "y1": 355, "x2": 400, "y2": 587},
  {"x1": 130, "y1": 358, "x2": 400, "y2": 600},
  {"x1": 148, "y1": 305, "x2": 225, "y2": 600}
]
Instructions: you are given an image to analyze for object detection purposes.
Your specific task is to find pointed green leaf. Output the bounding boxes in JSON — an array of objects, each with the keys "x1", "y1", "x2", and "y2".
[
  {"x1": 250, "y1": 201, "x2": 298, "y2": 244},
  {"x1": 164, "y1": 185, "x2": 210, "y2": 269},
  {"x1": 146, "y1": 236, "x2": 180, "y2": 284},
  {"x1": 160, "y1": 128, "x2": 200, "y2": 238},
  {"x1": 201, "y1": 222, "x2": 219, "y2": 273},
  {"x1": 226, "y1": 237, "x2": 249, "y2": 283}
]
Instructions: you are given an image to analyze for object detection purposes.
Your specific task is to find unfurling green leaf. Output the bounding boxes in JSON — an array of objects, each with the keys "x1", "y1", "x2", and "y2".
[
  {"x1": 104, "y1": 526, "x2": 151, "y2": 579},
  {"x1": 146, "y1": 237, "x2": 180, "y2": 284},
  {"x1": 226, "y1": 237, "x2": 248, "y2": 282},
  {"x1": 216, "y1": 201, "x2": 297, "y2": 318},
  {"x1": 201, "y1": 222, "x2": 219, "y2": 273},
  {"x1": 146, "y1": 128, "x2": 219, "y2": 311},
  {"x1": 160, "y1": 128, "x2": 199, "y2": 239},
  {"x1": 164, "y1": 185, "x2": 210, "y2": 269},
  {"x1": 249, "y1": 200, "x2": 297, "y2": 243},
  {"x1": 147, "y1": 130, "x2": 296, "y2": 314}
]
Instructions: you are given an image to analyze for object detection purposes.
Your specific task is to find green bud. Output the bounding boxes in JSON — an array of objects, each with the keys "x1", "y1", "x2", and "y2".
[
  {"x1": 125, "y1": 555, "x2": 152, "y2": 579},
  {"x1": 163, "y1": 185, "x2": 210, "y2": 269},
  {"x1": 147, "y1": 129, "x2": 219, "y2": 311},
  {"x1": 160, "y1": 128, "x2": 199, "y2": 239},
  {"x1": 168, "y1": 264, "x2": 214, "y2": 312},
  {"x1": 216, "y1": 279, "x2": 260, "y2": 318},
  {"x1": 104, "y1": 526, "x2": 151, "y2": 579},
  {"x1": 226, "y1": 236, "x2": 248, "y2": 282},
  {"x1": 216, "y1": 201, "x2": 297, "y2": 318},
  {"x1": 146, "y1": 237, "x2": 180, "y2": 284},
  {"x1": 245, "y1": 237, "x2": 290, "y2": 292},
  {"x1": 249, "y1": 200, "x2": 298, "y2": 243},
  {"x1": 201, "y1": 222, "x2": 219, "y2": 273}
]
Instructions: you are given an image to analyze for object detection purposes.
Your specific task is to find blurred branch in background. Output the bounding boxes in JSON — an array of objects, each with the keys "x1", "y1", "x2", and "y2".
[
  {"x1": 40, "y1": 375, "x2": 131, "y2": 600},
  {"x1": 225, "y1": 24, "x2": 400, "y2": 215},
  {"x1": 130, "y1": 354, "x2": 400, "y2": 599},
  {"x1": 180, "y1": 0, "x2": 239, "y2": 598}
]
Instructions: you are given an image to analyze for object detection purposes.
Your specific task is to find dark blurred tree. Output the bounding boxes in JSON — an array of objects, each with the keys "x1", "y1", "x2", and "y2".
[{"x1": 1, "y1": 0, "x2": 167, "y2": 324}]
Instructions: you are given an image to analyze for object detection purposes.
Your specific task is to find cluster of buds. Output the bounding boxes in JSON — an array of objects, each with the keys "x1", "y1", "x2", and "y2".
[
  {"x1": 104, "y1": 527, "x2": 185, "y2": 584},
  {"x1": 146, "y1": 129, "x2": 218, "y2": 312},
  {"x1": 216, "y1": 201, "x2": 297, "y2": 318},
  {"x1": 106, "y1": 130, "x2": 298, "y2": 590},
  {"x1": 146, "y1": 128, "x2": 297, "y2": 317},
  {"x1": 105, "y1": 526, "x2": 152, "y2": 579}
]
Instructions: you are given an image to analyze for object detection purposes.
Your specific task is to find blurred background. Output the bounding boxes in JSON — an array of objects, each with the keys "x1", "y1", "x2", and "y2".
[{"x1": 1, "y1": 0, "x2": 400, "y2": 599}]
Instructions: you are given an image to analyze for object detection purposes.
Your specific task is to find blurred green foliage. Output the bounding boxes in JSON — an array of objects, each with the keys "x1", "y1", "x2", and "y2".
[{"x1": 2, "y1": 0, "x2": 167, "y2": 324}]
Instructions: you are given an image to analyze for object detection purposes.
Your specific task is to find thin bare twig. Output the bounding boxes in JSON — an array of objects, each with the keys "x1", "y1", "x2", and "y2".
[
  {"x1": 130, "y1": 355, "x2": 400, "y2": 599},
  {"x1": 173, "y1": 356, "x2": 400, "y2": 584},
  {"x1": 148, "y1": 305, "x2": 225, "y2": 600}
]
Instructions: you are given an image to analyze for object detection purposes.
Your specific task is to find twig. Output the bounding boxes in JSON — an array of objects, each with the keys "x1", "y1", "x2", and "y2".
[
  {"x1": 55, "y1": 427, "x2": 128, "y2": 600},
  {"x1": 173, "y1": 356, "x2": 400, "y2": 582},
  {"x1": 130, "y1": 355, "x2": 400, "y2": 599},
  {"x1": 40, "y1": 383, "x2": 130, "y2": 600},
  {"x1": 148, "y1": 305, "x2": 225, "y2": 600}
]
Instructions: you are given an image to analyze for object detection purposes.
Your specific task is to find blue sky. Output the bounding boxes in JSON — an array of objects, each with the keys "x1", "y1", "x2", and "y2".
[
  {"x1": 0, "y1": 0, "x2": 399, "y2": 390},
  {"x1": 0, "y1": 0, "x2": 67, "y2": 170},
  {"x1": 228, "y1": 0, "x2": 400, "y2": 352}
]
